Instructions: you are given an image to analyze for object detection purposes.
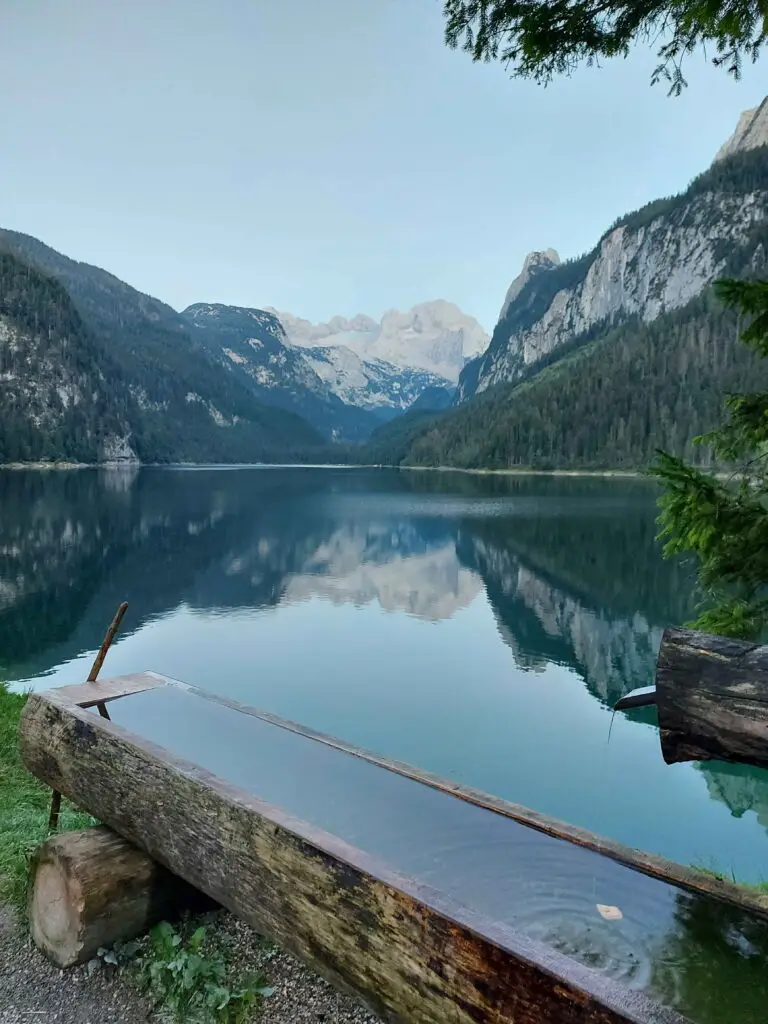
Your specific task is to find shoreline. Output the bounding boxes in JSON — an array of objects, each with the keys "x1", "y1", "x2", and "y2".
[
  {"x1": 397, "y1": 464, "x2": 649, "y2": 478},
  {"x1": 0, "y1": 461, "x2": 729, "y2": 482},
  {"x1": 0, "y1": 460, "x2": 648, "y2": 476}
]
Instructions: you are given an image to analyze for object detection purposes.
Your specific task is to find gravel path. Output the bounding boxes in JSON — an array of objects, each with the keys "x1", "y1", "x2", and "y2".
[{"x1": 0, "y1": 906, "x2": 381, "y2": 1024}]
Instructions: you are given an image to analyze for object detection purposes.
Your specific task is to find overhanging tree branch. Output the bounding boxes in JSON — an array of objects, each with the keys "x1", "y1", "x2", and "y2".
[{"x1": 443, "y1": 0, "x2": 767, "y2": 92}]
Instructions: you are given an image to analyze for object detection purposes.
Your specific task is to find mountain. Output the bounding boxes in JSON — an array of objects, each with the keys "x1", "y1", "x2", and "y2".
[
  {"x1": 0, "y1": 232, "x2": 326, "y2": 463},
  {"x1": 0, "y1": 251, "x2": 137, "y2": 463},
  {"x1": 714, "y1": 97, "x2": 768, "y2": 163},
  {"x1": 0, "y1": 226, "x2": 474, "y2": 454},
  {"x1": 369, "y1": 102, "x2": 768, "y2": 470},
  {"x1": 459, "y1": 103, "x2": 768, "y2": 401},
  {"x1": 272, "y1": 300, "x2": 489, "y2": 383},
  {"x1": 183, "y1": 303, "x2": 459, "y2": 439},
  {"x1": 299, "y1": 345, "x2": 450, "y2": 419},
  {"x1": 180, "y1": 302, "x2": 379, "y2": 442},
  {"x1": 406, "y1": 385, "x2": 456, "y2": 413}
]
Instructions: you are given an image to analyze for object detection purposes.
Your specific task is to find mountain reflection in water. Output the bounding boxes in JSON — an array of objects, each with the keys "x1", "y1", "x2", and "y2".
[{"x1": 3, "y1": 465, "x2": 768, "y2": 882}]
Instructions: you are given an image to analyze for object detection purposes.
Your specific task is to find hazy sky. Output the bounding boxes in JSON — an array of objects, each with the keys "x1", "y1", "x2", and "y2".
[{"x1": 1, "y1": 0, "x2": 765, "y2": 331}]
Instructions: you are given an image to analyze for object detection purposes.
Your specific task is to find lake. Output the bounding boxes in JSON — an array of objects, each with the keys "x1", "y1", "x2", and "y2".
[{"x1": 3, "y1": 464, "x2": 768, "y2": 885}]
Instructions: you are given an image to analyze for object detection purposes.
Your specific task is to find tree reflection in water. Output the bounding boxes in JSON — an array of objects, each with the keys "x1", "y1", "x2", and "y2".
[{"x1": 649, "y1": 889, "x2": 768, "y2": 1024}]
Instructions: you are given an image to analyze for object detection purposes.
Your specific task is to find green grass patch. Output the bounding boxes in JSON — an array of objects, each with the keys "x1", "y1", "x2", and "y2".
[
  {"x1": 695, "y1": 863, "x2": 768, "y2": 893},
  {"x1": 0, "y1": 683, "x2": 92, "y2": 910},
  {"x1": 140, "y1": 920, "x2": 273, "y2": 1023}
]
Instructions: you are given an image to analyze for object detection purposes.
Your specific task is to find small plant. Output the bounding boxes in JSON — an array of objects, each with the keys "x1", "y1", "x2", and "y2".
[
  {"x1": 97, "y1": 937, "x2": 142, "y2": 968},
  {"x1": 140, "y1": 921, "x2": 273, "y2": 1024}
]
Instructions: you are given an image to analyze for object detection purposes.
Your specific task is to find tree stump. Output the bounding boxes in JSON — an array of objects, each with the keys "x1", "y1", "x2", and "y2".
[
  {"x1": 656, "y1": 627, "x2": 768, "y2": 770},
  {"x1": 29, "y1": 825, "x2": 213, "y2": 967}
]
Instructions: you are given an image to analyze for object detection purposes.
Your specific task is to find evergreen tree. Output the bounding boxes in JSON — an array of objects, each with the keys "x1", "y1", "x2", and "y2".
[
  {"x1": 443, "y1": 0, "x2": 767, "y2": 93},
  {"x1": 651, "y1": 280, "x2": 768, "y2": 638}
]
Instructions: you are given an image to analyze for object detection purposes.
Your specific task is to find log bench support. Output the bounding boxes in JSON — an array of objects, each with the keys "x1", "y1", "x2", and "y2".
[{"x1": 29, "y1": 825, "x2": 214, "y2": 967}]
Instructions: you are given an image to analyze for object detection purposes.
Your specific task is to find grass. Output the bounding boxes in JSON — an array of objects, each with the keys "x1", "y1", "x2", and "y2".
[
  {"x1": 695, "y1": 863, "x2": 768, "y2": 894},
  {"x1": 0, "y1": 683, "x2": 92, "y2": 910}
]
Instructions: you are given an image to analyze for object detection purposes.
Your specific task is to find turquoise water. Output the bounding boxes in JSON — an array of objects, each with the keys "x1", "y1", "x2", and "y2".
[
  {"x1": 101, "y1": 683, "x2": 768, "y2": 1024},
  {"x1": 4, "y1": 465, "x2": 768, "y2": 883}
]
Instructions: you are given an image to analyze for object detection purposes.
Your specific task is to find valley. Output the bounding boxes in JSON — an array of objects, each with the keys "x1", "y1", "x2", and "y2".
[{"x1": 0, "y1": 99, "x2": 767, "y2": 471}]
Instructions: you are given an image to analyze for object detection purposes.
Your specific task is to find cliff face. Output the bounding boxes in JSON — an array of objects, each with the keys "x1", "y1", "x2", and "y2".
[
  {"x1": 459, "y1": 100, "x2": 768, "y2": 400},
  {"x1": 274, "y1": 300, "x2": 489, "y2": 383},
  {"x1": 714, "y1": 97, "x2": 768, "y2": 163}
]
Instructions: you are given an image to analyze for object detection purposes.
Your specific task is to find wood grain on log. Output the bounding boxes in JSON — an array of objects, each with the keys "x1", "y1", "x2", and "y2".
[
  {"x1": 19, "y1": 689, "x2": 686, "y2": 1024},
  {"x1": 29, "y1": 825, "x2": 213, "y2": 967},
  {"x1": 656, "y1": 627, "x2": 768, "y2": 770}
]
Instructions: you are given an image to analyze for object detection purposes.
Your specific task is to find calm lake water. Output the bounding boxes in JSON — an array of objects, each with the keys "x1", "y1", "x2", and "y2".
[{"x1": 4, "y1": 465, "x2": 768, "y2": 888}]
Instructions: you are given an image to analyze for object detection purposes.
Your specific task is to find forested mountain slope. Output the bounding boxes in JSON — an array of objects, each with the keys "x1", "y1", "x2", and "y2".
[
  {"x1": 0, "y1": 232, "x2": 327, "y2": 462},
  {"x1": 0, "y1": 252, "x2": 138, "y2": 463},
  {"x1": 396, "y1": 286, "x2": 767, "y2": 469},
  {"x1": 368, "y1": 125, "x2": 768, "y2": 470},
  {"x1": 0, "y1": 244, "x2": 325, "y2": 464},
  {"x1": 459, "y1": 127, "x2": 768, "y2": 400}
]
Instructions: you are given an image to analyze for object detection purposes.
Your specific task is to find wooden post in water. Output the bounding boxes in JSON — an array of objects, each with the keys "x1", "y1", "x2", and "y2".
[{"x1": 655, "y1": 627, "x2": 768, "y2": 770}]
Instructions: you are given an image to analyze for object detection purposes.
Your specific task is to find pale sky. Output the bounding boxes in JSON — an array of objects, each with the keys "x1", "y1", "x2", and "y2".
[{"x1": 0, "y1": 0, "x2": 765, "y2": 332}]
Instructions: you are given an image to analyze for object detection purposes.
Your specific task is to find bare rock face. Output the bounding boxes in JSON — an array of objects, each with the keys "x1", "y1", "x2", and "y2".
[
  {"x1": 271, "y1": 301, "x2": 489, "y2": 383},
  {"x1": 459, "y1": 97, "x2": 768, "y2": 400},
  {"x1": 498, "y1": 250, "x2": 561, "y2": 321},
  {"x1": 714, "y1": 97, "x2": 768, "y2": 163},
  {"x1": 301, "y1": 345, "x2": 452, "y2": 414},
  {"x1": 267, "y1": 311, "x2": 379, "y2": 347},
  {"x1": 100, "y1": 435, "x2": 139, "y2": 464}
]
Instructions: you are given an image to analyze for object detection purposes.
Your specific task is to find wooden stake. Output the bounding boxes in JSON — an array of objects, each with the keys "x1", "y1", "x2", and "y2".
[
  {"x1": 48, "y1": 602, "x2": 128, "y2": 831},
  {"x1": 46, "y1": 791, "x2": 61, "y2": 833},
  {"x1": 88, "y1": 603, "x2": 129, "y2": 684}
]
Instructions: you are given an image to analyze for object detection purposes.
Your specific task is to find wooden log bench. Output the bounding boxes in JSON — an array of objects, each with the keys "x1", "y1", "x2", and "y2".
[{"x1": 18, "y1": 673, "x2": 768, "y2": 1024}]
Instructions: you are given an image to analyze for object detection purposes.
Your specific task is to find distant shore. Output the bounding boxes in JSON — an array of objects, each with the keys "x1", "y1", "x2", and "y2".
[
  {"x1": 399, "y1": 465, "x2": 648, "y2": 478},
  {"x1": 0, "y1": 460, "x2": 728, "y2": 482},
  {"x1": 0, "y1": 461, "x2": 92, "y2": 470},
  {"x1": 0, "y1": 461, "x2": 137, "y2": 470}
]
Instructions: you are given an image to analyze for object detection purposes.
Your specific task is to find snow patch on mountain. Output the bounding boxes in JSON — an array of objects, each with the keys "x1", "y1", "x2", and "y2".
[
  {"x1": 270, "y1": 300, "x2": 489, "y2": 383},
  {"x1": 302, "y1": 344, "x2": 452, "y2": 414}
]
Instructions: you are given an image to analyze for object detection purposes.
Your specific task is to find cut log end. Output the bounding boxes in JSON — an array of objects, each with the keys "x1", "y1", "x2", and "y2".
[
  {"x1": 31, "y1": 860, "x2": 78, "y2": 959},
  {"x1": 29, "y1": 826, "x2": 214, "y2": 968},
  {"x1": 656, "y1": 627, "x2": 768, "y2": 771}
]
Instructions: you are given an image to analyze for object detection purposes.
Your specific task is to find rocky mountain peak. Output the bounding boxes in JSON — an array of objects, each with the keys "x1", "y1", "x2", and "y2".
[
  {"x1": 499, "y1": 250, "x2": 561, "y2": 321},
  {"x1": 272, "y1": 301, "x2": 489, "y2": 382},
  {"x1": 183, "y1": 302, "x2": 286, "y2": 341},
  {"x1": 714, "y1": 96, "x2": 768, "y2": 164}
]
